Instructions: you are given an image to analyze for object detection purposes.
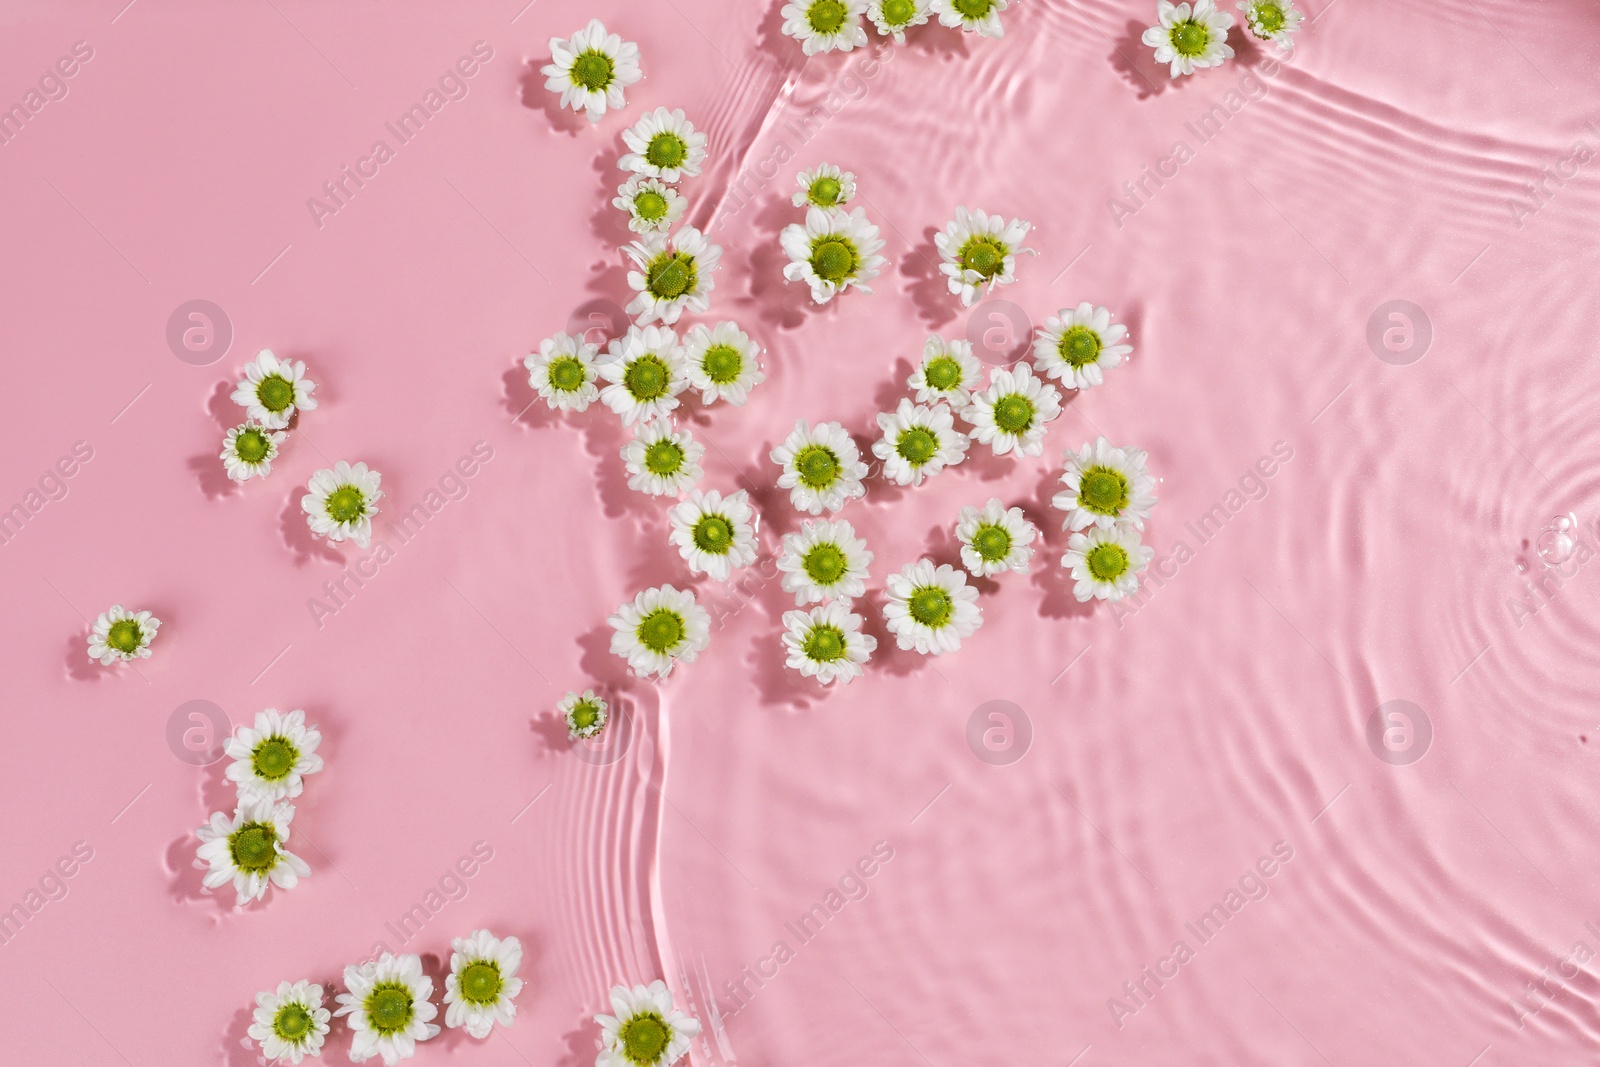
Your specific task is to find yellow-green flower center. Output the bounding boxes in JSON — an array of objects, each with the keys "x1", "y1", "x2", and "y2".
[
  {"x1": 882, "y1": 0, "x2": 918, "y2": 25},
  {"x1": 325, "y1": 485, "x2": 367, "y2": 524},
  {"x1": 972, "y1": 524, "x2": 1012, "y2": 563},
  {"x1": 953, "y1": 0, "x2": 993, "y2": 18},
  {"x1": 701, "y1": 344, "x2": 743, "y2": 384},
  {"x1": 1171, "y1": 19, "x2": 1210, "y2": 56},
  {"x1": 908, "y1": 586, "x2": 954, "y2": 628},
  {"x1": 106, "y1": 618, "x2": 143, "y2": 654},
  {"x1": 619, "y1": 1013, "x2": 671, "y2": 1065},
  {"x1": 257, "y1": 375, "x2": 295, "y2": 413},
  {"x1": 624, "y1": 355, "x2": 670, "y2": 401},
  {"x1": 923, "y1": 356, "x2": 963, "y2": 392},
  {"x1": 252, "y1": 737, "x2": 298, "y2": 782},
  {"x1": 803, "y1": 624, "x2": 846, "y2": 663},
  {"x1": 896, "y1": 427, "x2": 938, "y2": 466},
  {"x1": 235, "y1": 428, "x2": 271, "y2": 464},
  {"x1": 273, "y1": 1003, "x2": 313, "y2": 1043},
  {"x1": 958, "y1": 235, "x2": 1006, "y2": 279},
  {"x1": 807, "y1": 0, "x2": 848, "y2": 33},
  {"x1": 1079, "y1": 467, "x2": 1129, "y2": 515},
  {"x1": 570, "y1": 700, "x2": 603, "y2": 731},
  {"x1": 646, "y1": 133, "x2": 688, "y2": 170},
  {"x1": 571, "y1": 49, "x2": 615, "y2": 91},
  {"x1": 1059, "y1": 325, "x2": 1102, "y2": 368},
  {"x1": 634, "y1": 190, "x2": 669, "y2": 222},
  {"x1": 458, "y1": 961, "x2": 503, "y2": 1005},
  {"x1": 643, "y1": 439, "x2": 685, "y2": 476},
  {"x1": 794, "y1": 444, "x2": 840, "y2": 489},
  {"x1": 646, "y1": 252, "x2": 697, "y2": 301},
  {"x1": 638, "y1": 610, "x2": 685, "y2": 653},
  {"x1": 1086, "y1": 542, "x2": 1130, "y2": 582},
  {"x1": 365, "y1": 984, "x2": 414, "y2": 1036},
  {"x1": 229, "y1": 823, "x2": 278, "y2": 873},
  {"x1": 803, "y1": 543, "x2": 847, "y2": 585},
  {"x1": 692, "y1": 514, "x2": 735, "y2": 554},
  {"x1": 992, "y1": 395, "x2": 1034, "y2": 435},
  {"x1": 549, "y1": 355, "x2": 587, "y2": 393},
  {"x1": 1250, "y1": 2, "x2": 1285, "y2": 34},
  {"x1": 807, "y1": 176, "x2": 844, "y2": 207},
  {"x1": 810, "y1": 237, "x2": 858, "y2": 284}
]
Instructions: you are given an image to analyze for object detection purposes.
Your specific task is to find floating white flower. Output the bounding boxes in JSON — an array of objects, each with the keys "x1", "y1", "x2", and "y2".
[
  {"x1": 791, "y1": 162, "x2": 857, "y2": 210},
  {"x1": 908, "y1": 335, "x2": 982, "y2": 406},
  {"x1": 444, "y1": 929, "x2": 524, "y2": 1039},
  {"x1": 782, "y1": 0, "x2": 870, "y2": 54},
  {"x1": 224, "y1": 708, "x2": 324, "y2": 802},
  {"x1": 232, "y1": 350, "x2": 317, "y2": 430},
  {"x1": 248, "y1": 980, "x2": 331, "y2": 1065},
  {"x1": 542, "y1": 19, "x2": 643, "y2": 123},
  {"x1": 624, "y1": 226, "x2": 720, "y2": 326},
  {"x1": 559, "y1": 690, "x2": 610, "y2": 740},
  {"x1": 963, "y1": 363, "x2": 1062, "y2": 457},
  {"x1": 668, "y1": 489, "x2": 759, "y2": 581},
  {"x1": 614, "y1": 176, "x2": 687, "y2": 234},
  {"x1": 932, "y1": 0, "x2": 1008, "y2": 37},
  {"x1": 619, "y1": 107, "x2": 708, "y2": 183},
  {"x1": 872, "y1": 399, "x2": 968, "y2": 486},
  {"x1": 1062, "y1": 525, "x2": 1154, "y2": 602},
  {"x1": 195, "y1": 797, "x2": 309, "y2": 904},
  {"x1": 1142, "y1": 0, "x2": 1235, "y2": 77},
  {"x1": 621, "y1": 419, "x2": 704, "y2": 497},
  {"x1": 956, "y1": 498, "x2": 1037, "y2": 577},
  {"x1": 221, "y1": 422, "x2": 285, "y2": 482},
  {"x1": 600, "y1": 326, "x2": 688, "y2": 426},
  {"x1": 770, "y1": 419, "x2": 869, "y2": 514},
  {"x1": 526, "y1": 332, "x2": 601, "y2": 412},
  {"x1": 608, "y1": 585, "x2": 712, "y2": 680},
  {"x1": 681, "y1": 320, "x2": 764, "y2": 405},
  {"x1": 777, "y1": 518, "x2": 873, "y2": 604},
  {"x1": 1032, "y1": 303, "x2": 1132, "y2": 391},
  {"x1": 87, "y1": 604, "x2": 160, "y2": 666},
  {"x1": 595, "y1": 981, "x2": 701, "y2": 1067},
  {"x1": 335, "y1": 953, "x2": 440, "y2": 1065},
  {"x1": 782, "y1": 602, "x2": 876, "y2": 684},
  {"x1": 303, "y1": 460, "x2": 382, "y2": 548},
  {"x1": 868, "y1": 0, "x2": 932, "y2": 40},
  {"x1": 883, "y1": 559, "x2": 982, "y2": 655},
  {"x1": 1237, "y1": 0, "x2": 1301, "y2": 51},
  {"x1": 1053, "y1": 437, "x2": 1158, "y2": 532},
  {"x1": 780, "y1": 206, "x2": 887, "y2": 304},
  {"x1": 935, "y1": 206, "x2": 1033, "y2": 307}
]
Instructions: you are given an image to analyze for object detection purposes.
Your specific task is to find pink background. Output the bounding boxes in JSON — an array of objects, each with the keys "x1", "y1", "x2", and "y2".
[{"x1": 3, "y1": 0, "x2": 1599, "y2": 1063}]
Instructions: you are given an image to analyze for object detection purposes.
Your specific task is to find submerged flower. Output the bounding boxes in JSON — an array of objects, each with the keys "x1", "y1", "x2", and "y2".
[
  {"x1": 871, "y1": 399, "x2": 969, "y2": 486},
  {"x1": 868, "y1": 0, "x2": 932, "y2": 41},
  {"x1": 248, "y1": 980, "x2": 331, "y2": 1065},
  {"x1": 619, "y1": 108, "x2": 708, "y2": 183},
  {"x1": 1143, "y1": 0, "x2": 1235, "y2": 78},
  {"x1": 444, "y1": 930, "x2": 524, "y2": 1039},
  {"x1": 909, "y1": 334, "x2": 982, "y2": 406},
  {"x1": 221, "y1": 422, "x2": 285, "y2": 482},
  {"x1": 232, "y1": 350, "x2": 317, "y2": 430},
  {"x1": 224, "y1": 708, "x2": 324, "y2": 802},
  {"x1": 936, "y1": 206, "x2": 1033, "y2": 307},
  {"x1": 608, "y1": 585, "x2": 711, "y2": 680},
  {"x1": 195, "y1": 797, "x2": 309, "y2": 904},
  {"x1": 335, "y1": 953, "x2": 440, "y2": 1065},
  {"x1": 1062, "y1": 525, "x2": 1154, "y2": 602},
  {"x1": 963, "y1": 363, "x2": 1062, "y2": 457},
  {"x1": 303, "y1": 461, "x2": 382, "y2": 548},
  {"x1": 1032, "y1": 303, "x2": 1132, "y2": 391},
  {"x1": 1053, "y1": 437, "x2": 1158, "y2": 531},
  {"x1": 791, "y1": 163, "x2": 857, "y2": 210},
  {"x1": 770, "y1": 419, "x2": 869, "y2": 514},
  {"x1": 781, "y1": 0, "x2": 870, "y2": 54},
  {"x1": 780, "y1": 206, "x2": 887, "y2": 304},
  {"x1": 624, "y1": 226, "x2": 720, "y2": 326},
  {"x1": 87, "y1": 604, "x2": 160, "y2": 665},
  {"x1": 883, "y1": 559, "x2": 982, "y2": 655},
  {"x1": 526, "y1": 332, "x2": 602, "y2": 413},
  {"x1": 600, "y1": 325, "x2": 688, "y2": 426},
  {"x1": 595, "y1": 981, "x2": 701, "y2": 1067},
  {"x1": 560, "y1": 690, "x2": 610, "y2": 740},
  {"x1": 956, "y1": 498, "x2": 1037, "y2": 577},
  {"x1": 681, "y1": 320, "x2": 764, "y2": 406},
  {"x1": 1238, "y1": 0, "x2": 1302, "y2": 51},
  {"x1": 782, "y1": 602, "x2": 876, "y2": 684},
  {"x1": 931, "y1": 0, "x2": 1009, "y2": 37},
  {"x1": 542, "y1": 19, "x2": 643, "y2": 122},
  {"x1": 668, "y1": 489, "x2": 759, "y2": 581},
  {"x1": 776, "y1": 518, "x2": 874, "y2": 604},
  {"x1": 614, "y1": 176, "x2": 687, "y2": 234},
  {"x1": 621, "y1": 419, "x2": 704, "y2": 497}
]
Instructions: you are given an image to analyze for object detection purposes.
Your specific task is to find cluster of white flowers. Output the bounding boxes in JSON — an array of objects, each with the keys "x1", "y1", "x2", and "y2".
[
  {"x1": 221, "y1": 349, "x2": 316, "y2": 483},
  {"x1": 1143, "y1": 0, "x2": 1303, "y2": 80},
  {"x1": 784, "y1": 0, "x2": 1011, "y2": 50},
  {"x1": 779, "y1": 164, "x2": 887, "y2": 304}
]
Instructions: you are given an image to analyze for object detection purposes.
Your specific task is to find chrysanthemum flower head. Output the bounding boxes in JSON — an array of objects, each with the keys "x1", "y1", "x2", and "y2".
[
  {"x1": 625, "y1": 226, "x2": 720, "y2": 326},
  {"x1": 777, "y1": 518, "x2": 874, "y2": 605},
  {"x1": 614, "y1": 176, "x2": 687, "y2": 234},
  {"x1": 248, "y1": 980, "x2": 330, "y2": 1065},
  {"x1": 780, "y1": 206, "x2": 887, "y2": 304},
  {"x1": 963, "y1": 363, "x2": 1063, "y2": 457},
  {"x1": 303, "y1": 460, "x2": 383, "y2": 549},
  {"x1": 621, "y1": 419, "x2": 704, "y2": 498},
  {"x1": 682, "y1": 320, "x2": 764, "y2": 406},
  {"x1": 600, "y1": 326, "x2": 688, "y2": 427},
  {"x1": 1033, "y1": 303, "x2": 1132, "y2": 391},
  {"x1": 195, "y1": 797, "x2": 309, "y2": 904},
  {"x1": 222, "y1": 422, "x2": 285, "y2": 482},
  {"x1": 782, "y1": 0, "x2": 870, "y2": 54},
  {"x1": 935, "y1": 206, "x2": 1033, "y2": 307},
  {"x1": 871, "y1": 399, "x2": 969, "y2": 486},
  {"x1": 1062, "y1": 526, "x2": 1155, "y2": 602},
  {"x1": 868, "y1": 0, "x2": 932, "y2": 41},
  {"x1": 883, "y1": 559, "x2": 983, "y2": 655},
  {"x1": 770, "y1": 419, "x2": 869, "y2": 514},
  {"x1": 1142, "y1": 0, "x2": 1235, "y2": 77},
  {"x1": 1237, "y1": 0, "x2": 1301, "y2": 51},
  {"x1": 559, "y1": 690, "x2": 610, "y2": 740},
  {"x1": 232, "y1": 350, "x2": 317, "y2": 430},
  {"x1": 335, "y1": 952, "x2": 440, "y2": 1065},
  {"x1": 668, "y1": 489, "x2": 759, "y2": 582},
  {"x1": 542, "y1": 19, "x2": 643, "y2": 122},
  {"x1": 225, "y1": 708, "x2": 324, "y2": 802},
  {"x1": 87, "y1": 604, "x2": 160, "y2": 666},
  {"x1": 526, "y1": 331, "x2": 602, "y2": 413},
  {"x1": 909, "y1": 335, "x2": 982, "y2": 406},
  {"x1": 619, "y1": 107, "x2": 708, "y2": 183},
  {"x1": 956, "y1": 498, "x2": 1037, "y2": 577},
  {"x1": 791, "y1": 163, "x2": 858, "y2": 210},
  {"x1": 932, "y1": 0, "x2": 1008, "y2": 37},
  {"x1": 608, "y1": 585, "x2": 712, "y2": 680},
  {"x1": 444, "y1": 929, "x2": 524, "y2": 1039},
  {"x1": 782, "y1": 601, "x2": 877, "y2": 684},
  {"x1": 1053, "y1": 437, "x2": 1158, "y2": 532},
  {"x1": 595, "y1": 980, "x2": 701, "y2": 1067}
]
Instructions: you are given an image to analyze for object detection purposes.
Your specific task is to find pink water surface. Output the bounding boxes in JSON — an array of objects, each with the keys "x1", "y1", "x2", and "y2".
[{"x1": 3, "y1": 0, "x2": 1600, "y2": 1063}]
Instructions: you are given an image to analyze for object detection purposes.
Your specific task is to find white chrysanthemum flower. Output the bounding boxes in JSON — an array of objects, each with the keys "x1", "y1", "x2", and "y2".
[
  {"x1": 621, "y1": 419, "x2": 704, "y2": 497},
  {"x1": 595, "y1": 981, "x2": 701, "y2": 1067},
  {"x1": 600, "y1": 326, "x2": 687, "y2": 426},
  {"x1": 87, "y1": 604, "x2": 159, "y2": 665},
  {"x1": 932, "y1": 0, "x2": 1008, "y2": 37},
  {"x1": 559, "y1": 690, "x2": 610, "y2": 740},
  {"x1": 618, "y1": 107, "x2": 708, "y2": 183},
  {"x1": 1238, "y1": 0, "x2": 1301, "y2": 51},
  {"x1": 668, "y1": 489, "x2": 759, "y2": 582},
  {"x1": 935, "y1": 206, "x2": 1034, "y2": 307},
  {"x1": 782, "y1": 602, "x2": 876, "y2": 684},
  {"x1": 624, "y1": 226, "x2": 720, "y2": 326},
  {"x1": 195, "y1": 797, "x2": 309, "y2": 904},
  {"x1": 335, "y1": 953, "x2": 440, "y2": 1065},
  {"x1": 956, "y1": 498, "x2": 1037, "y2": 577},
  {"x1": 1032, "y1": 303, "x2": 1132, "y2": 391},
  {"x1": 681, "y1": 320, "x2": 764, "y2": 405},
  {"x1": 249, "y1": 980, "x2": 331, "y2": 1065},
  {"x1": 526, "y1": 332, "x2": 601, "y2": 412},
  {"x1": 224, "y1": 708, "x2": 324, "y2": 802},
  {"x1": 777, "y1": 519, "x2": 873, "y2": 606},
  {"x1": 1053, "y1": 437, "x2": 1158, "y2": 532},
  {"x1": 780, "y1": 206, "x2": 887, "y2": 305},
  {"x1": 1143, "y1": 0, "x2": 1236, "y2": 77},
  {"x1": 872, "y1": 399, "x2": 968, "y2": 486},
  {"x1": 444, "y1": 929, "x2": 524, "y2": 1040},
  {"x1": 782, "y1": 0, "x2": 870, "y2": 54},
  {"x1": 542, "y1": 19, "x2": 642, "y2": 123},
  {"x1": 791, "y1": 163, "x2": 857, "y2": 210},
  {"x1": 221, "y1": 422, "x2": 285, "y2": 482},
  {"x1": 883, "y1": 559, "x2": 982, "y2": 655},
  {"x1": 608, "y1": 585, "x2": 712, "y2": 680},
  {"x1": 964, "y1": 363, "x2": 1062, "y2": 457},
  {"x1": 1062, "y1": 525, "x2": 1155, "y2": 602},
  {"x1": 303, "y1": 460, "x2": 382, "y2": 548},
  {"x1": 770, "y1": 419, "x2": 869, "y2": 514},
  {"x1": 868, "y1": 0, "x2": 932, "y2": 40},
  {"x1": 908, "y1": 335, "x2": 983, "y2": 406},
  {"x1": 232, "y1": 350, "x2": 317, "y2": 430},
  {"x1": 614, "y1": 176, "x2": 687, "y2": 234}
]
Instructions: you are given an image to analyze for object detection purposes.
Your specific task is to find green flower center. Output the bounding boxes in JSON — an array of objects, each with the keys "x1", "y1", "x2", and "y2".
[
  {"x1": 802, "y1": 543, "x2": 847, "y2": 585},
  {"x1": 252, "y1": 737, "x2": 298, "y2": 782},
  {"x1": 1251, "y1": 2, "x2": 1285, "y2": 33},
  {"x1": 643, "y1": 439, "x2": 685, "y2": 476},
  {"x1": 634, "y1": 190, "x2": 669, "y2": 222},
  {"x1": 1171, "y1": 19, "x2": 1210, "y2": 56},
  {"x1": 228, "y1": 823, "x2": 278, "y2": 873},
  {"x1": 325, "y1": 485, "x2": 367, "y2": 524},
  {"x1": 638, "y1": 610, "x2": 686, "y2": 653},
  {"x1": 692, "y1": 514, "x2": 735, "y2": 554},
  {"x1": 896, "y1": 427, "x2": 938, "y2": 467},
  {"x1": 1086, "y1": 543, "x2": 1131, "y2": 582},
  {"x1": 702, "y1": 344, "x2": 743, "y2": 384},
  {"x1": 549, "y1": 355, "x2": 587, "y2": 393},
  {"x1": 807, "y1": 0, "x2": 848, "y2": 33},
  {"x1": 235, "y1": 428, "x2": 271, "y2": 464},
  {"x1": 958, "y1": 235, "x2": 1006, "y2": 279},
  {"x1": 1059, "y1": 325, "x2": 1102, "y2": 368},
  {"x1": 619, "y1": 1013, "x2": 671, "y2": 1065},
  {"x1": 257, "y1": 375, "x2": 295, "y2": 413},
  {"x1": 794, "y1": 444, "x2": 841, "y2": 489},
  {"x1": 807, "y1": 176, "x2": 844, "y2": 207},
  {"x1": 273, "y1": 1003, "x2": 313, "y2": 1043},
  {"x1": 645, "y1": 133, "x2": 688, "y2": 170},
  {"x1": 923, "y1": 356, "x2": 963, "y2": 392},
  {"x1": 571, "y1": 49, "x2": 615, "y2": 91},
  {"x1": 365, "y1": 984, "x2": 414, "y2": 1036},
  {"x1": 953, "y1": 0, "x2": 994, "y2": 18},
  {"x1": 908, "y1": 586, "x2": 954, "y2": 628},
  {"x1": 992, "y1": 395, "x2": 1035, "y2": 435},
  {"x1": 803, "y1": 625, "x2": 846, "y2": 663},
  {"x1": 973, "y1": 524, "x2": 1012, "y2": 562},
  {"x1": 624, "y1": 356, "x2": 670, "y2": 401},
  {"x1": 1079, "y1": 467, "x2": 1129, "y2": 515},
  {"x1": 882, "y1": 0, "x2": 917, "y2": 25},
  {"x1": 646, "y1": 252, "x2": 697, "y2": 301},
  {"x1": 810, "y1": 238, "x2": 858, "y2": 284},
  {"x1": 106, "y1": 618, "x2": 143, "y2": 654},
  {"x1": 570, "y1": 700, "x2": 603, "y2": 730},
  {"x1": 459, "y1": 961, "x2": 503, "y2": 1005}
]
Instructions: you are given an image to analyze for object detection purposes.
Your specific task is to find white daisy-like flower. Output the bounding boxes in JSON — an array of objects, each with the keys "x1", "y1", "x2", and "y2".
[
  {"x1": 782, "y1": 0, "x2": 870, "y2": 54},
  {"x1": 956, "y1": 498, "x2": 1037, "y2": 577},
  {"x1": 681, "y1": 320, "x2": 764, "y2": 406},
  {"x1": 232, "y1": 350, "x2": 318, "y2": 430},
  {"x1": 781, "y1": 602, "x2": 876, "y2": 685},
  {"x1": 1062, "y1": 525, "x2": 1155, "y2": 602},
  {"x1": 932, "y1": 0, "x2": 1008, "y2": 37},
  {"x1": 882, "y1": 558, "x2": 983, "y2": 656},
  {"x1": 621, "y1": 419, "x2": 704, "y2": 497},
  {"x1": 595, "y1": 981, "x2": 701, "y2": 1067},
  {"x1": 302, "y1": 460, "x2": 383, "y2": 549},
  {"x1": 618, "y1": 107, "x2": 708, "y2": 183},
  {"x1": 87, "y1": 604, "x2": 160, "y2": 665},
  {"x1": 935, "y1": 206, "x2": 1034, "y2": 307},
  {"x1": 624, "y1": 226, "x2": 721, "y2": 326},
  {"x1": 335, "y1": 953, "x2": 441, "y2": 1065},
  {"x1": 444, "y1": 929, "x2": 524, "y2": 1039},
  {"x1": 559, "y1": 690, "x2": 610, "y2": 740},
  {"x1": 526, "y1": 332, "x2": 601, "y2": 412},
  {"x1": 777, "y1": 519, "x2": 873, "y2": 605},
  {"x1": 1142, "y1": 0, "x2": 1236, "y2": 78},
  {"x1": 248, "y1": 980, "x2": 331, "y2": 1065},
  {"x1": 908, "y1": 335, "x2": 983, "y2": 406},
  {"x1": 608, "y1": 585, "x2": 712, "y2": 680},
  {"x1": 668, "y1": 489, "x2": 759, "y2": 581},
  {"x1": 194, "y1": 797, "x2": 309, "y2": 904},
  {"x1": 1053, "y1": 437, "x2": 1158, "y2": 532},
  {"x1": 791, "y1": 163, "x2": 857, "y2": 209},
  {"x1": 963, "y1": 363, "x2": 1063, "y2": 458},
  {"x1": 770, "y1": 419, "x2": 869, "y2": 514},
  {"x1": 542, "y1": 19, "x2": 643, "y2": 123},
  {"x1": 872, "y1": 399, "x2": 969, "y2": 486},
  {"x1": 614, "y1": 176, "x2": 687, "y2": 234},
  {"x1": 221, "y1": 422, "x2": 285, "y2": 482},
  {"x1": 1238, "y1": 0, "x2": 1302, "y2": 51},
  {"x1": 600, "y1": 326, "x2": 687, "y2": 426},
  {"x1": 224, "y1": 708, "x2": 324, "y2": 803},
  {"x1": 780, "y1": 206, "x2": 887, "y2": 305},
  {"x1": 868, "y1": 0, "x2": 932, "y2": 41},
  {"x1": 1032, "y1": 303, "x2": 1132, "y2": 391}
]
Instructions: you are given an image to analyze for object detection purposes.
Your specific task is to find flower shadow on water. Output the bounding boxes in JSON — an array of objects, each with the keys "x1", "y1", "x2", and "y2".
[
  {"x1": 62, "y1": 630, "x2": 104, "y2": 682},
  {"x1": 278, "y1": 492, "x2": 344, "y2": 567},
  {"x1": 901, "y1": 227, "x2": 960, "y2": 331},
  {"x1": 518, "y1": 58, "x2": 594, "y2": 137},
  {"x1": 1110, "y1": 20, "x2": 1177, "y2": 100},
  {"x1": 557, "y1": 1016, "x2": 603, "y2": 1067}
]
